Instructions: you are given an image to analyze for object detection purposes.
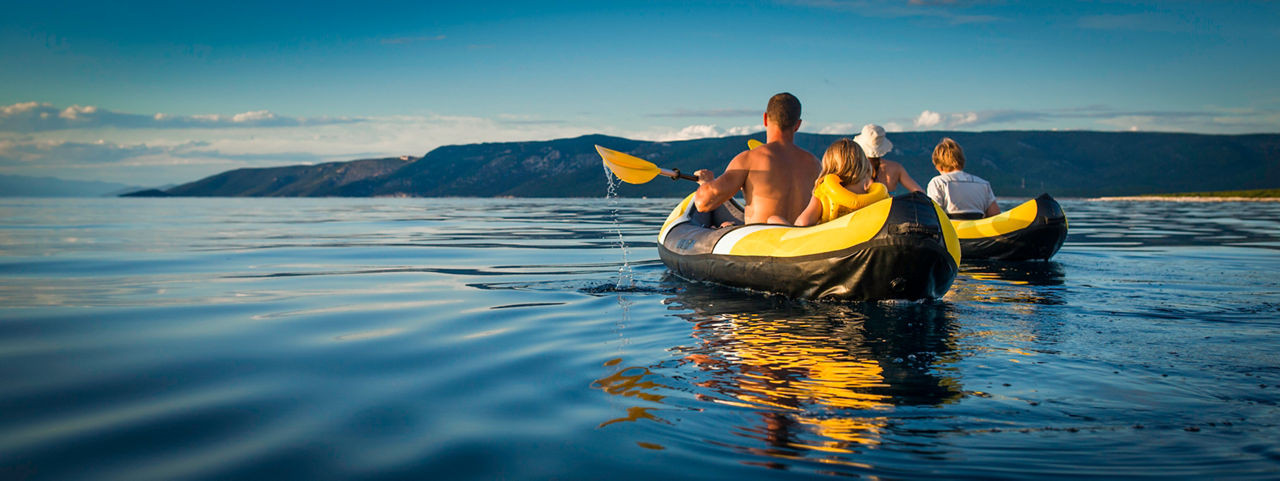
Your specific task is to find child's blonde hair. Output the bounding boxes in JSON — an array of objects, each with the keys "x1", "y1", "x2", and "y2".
[
  {"x1": 932, "y1": 137, "x2": 966, "y2": 172},
  {"x1": 817, "y1": 138, "x2": 872, "y2": 187}
]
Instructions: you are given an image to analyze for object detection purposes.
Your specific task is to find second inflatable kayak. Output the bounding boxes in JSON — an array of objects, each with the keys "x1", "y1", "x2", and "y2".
[{"x1": 950, "y1": 193, "x2": 1068, "y2": 261}]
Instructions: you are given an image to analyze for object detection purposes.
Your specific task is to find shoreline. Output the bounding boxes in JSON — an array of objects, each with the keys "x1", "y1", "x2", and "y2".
[{"x1": 1089, "y1": 196, "x2": 1280, "y2": 202}]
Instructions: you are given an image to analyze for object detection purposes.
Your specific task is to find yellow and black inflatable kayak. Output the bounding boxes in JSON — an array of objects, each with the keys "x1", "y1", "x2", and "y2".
[
  {"x1": 658, "y1": 192, "x2": 961, "y2": 301},
  {"x1": 950, "y1": 193, "x2": 1067, "y2": 261}
]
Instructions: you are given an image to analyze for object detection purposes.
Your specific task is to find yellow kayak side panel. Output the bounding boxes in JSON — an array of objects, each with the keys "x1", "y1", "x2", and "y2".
[
  {"x1": 657, "y1": 191, "x2": 960, "y2": 300},
  {"x1": 658, "y1": 193, "x2": 696, "y2": 244},
  {"x1": 660, "y1": 194, "x2": 961, "y2": 261},
  {"x1": 934, "y1": 201, "x2": 963, "y2": 265},
  {"x1": 722, "y1": 197, "x2": 893, "y2": 257},
  {"x1": 950, "y1": 197, "x2": 1038, "y2": 239}
]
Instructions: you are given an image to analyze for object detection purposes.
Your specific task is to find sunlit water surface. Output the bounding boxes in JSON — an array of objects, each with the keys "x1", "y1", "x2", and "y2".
[{"x1": 1, "y1": 197, "x2": 1278, "y2": 480}]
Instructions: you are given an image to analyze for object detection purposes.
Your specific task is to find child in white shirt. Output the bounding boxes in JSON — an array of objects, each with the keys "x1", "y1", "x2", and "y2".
[{"x1": 926, "y1": 138, "x2": 1000, "y2": 220}]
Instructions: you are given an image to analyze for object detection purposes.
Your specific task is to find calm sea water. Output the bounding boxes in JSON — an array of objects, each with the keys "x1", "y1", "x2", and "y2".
[{"x1": 1, "y1": 196, "x2": 1278, "y2": 480}]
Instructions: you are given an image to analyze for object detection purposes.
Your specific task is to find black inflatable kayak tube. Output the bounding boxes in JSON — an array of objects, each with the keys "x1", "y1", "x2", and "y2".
[
  {"x1": 656, "y1": 192, "x2": 961, "y2": 301},
  {"x1": 951, "y1": 193, "x2": 1068, "y2": 261}
]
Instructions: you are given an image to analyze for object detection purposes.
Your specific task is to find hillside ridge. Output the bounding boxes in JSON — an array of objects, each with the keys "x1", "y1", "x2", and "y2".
[{"x1": 134, "y1": 131, "x2": 1280, "y2": 198}]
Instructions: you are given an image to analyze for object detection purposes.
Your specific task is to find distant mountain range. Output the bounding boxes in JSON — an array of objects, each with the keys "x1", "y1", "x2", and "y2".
[
  {"x1": 116, "y1": 131, "x2": 1279, "y2": 198},
  {"x1": 0, "y1": 174, "x2": 143, "y2": 197}
]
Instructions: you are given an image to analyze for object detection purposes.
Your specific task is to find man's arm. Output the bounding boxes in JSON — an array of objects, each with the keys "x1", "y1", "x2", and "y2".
[{"x1": 693, "y1": 152, "x2": 750, "y2": 213}]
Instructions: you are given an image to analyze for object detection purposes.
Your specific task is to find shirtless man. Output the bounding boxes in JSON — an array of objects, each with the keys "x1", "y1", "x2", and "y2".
[{"x1": 693, "y1": 92, "x2": 820, "y2": 225}]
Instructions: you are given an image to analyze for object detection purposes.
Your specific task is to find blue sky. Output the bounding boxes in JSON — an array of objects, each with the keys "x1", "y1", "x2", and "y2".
[{"x1": 2, "y1": 0, "x2": 1278, "y2": 185}]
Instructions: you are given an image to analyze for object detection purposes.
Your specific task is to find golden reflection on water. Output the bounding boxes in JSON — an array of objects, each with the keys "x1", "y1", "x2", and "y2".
[
  {"x1": 594, "y1": 365, "x2": 669, "y2": 428},
  {"x1": 948, "y1": 261, "x2": 1066, "y2": 308},
  {"x1": 948, "y1": 261, "x2": 1069, "y2": 350},
  {"x1": 594, "y1": 282, "x2": 972, "y2": 463},
  {"x1": 594, "y1": 264, "x2": 1066, "y2": 466}
]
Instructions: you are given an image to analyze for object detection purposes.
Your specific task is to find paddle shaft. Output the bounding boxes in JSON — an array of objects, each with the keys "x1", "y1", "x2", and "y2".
[{"x1": 661, "y1": 168, "x2": 699, "y2": 182}]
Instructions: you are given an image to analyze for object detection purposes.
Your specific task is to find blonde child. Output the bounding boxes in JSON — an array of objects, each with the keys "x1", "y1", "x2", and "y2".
[
  {"x1": 793, "y1": 138, "x2": 889, "y2": 226},
  {"x1": 926, "y1": 138, "x2": 1000, "y2": 219}
]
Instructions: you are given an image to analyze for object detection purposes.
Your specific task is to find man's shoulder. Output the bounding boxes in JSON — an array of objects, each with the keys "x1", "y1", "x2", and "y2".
[
  {"x1": 751, "y1": 145, "x2": 817, "y2": 165},
  {"x1": 785, "y1": 145, "x2": 820, "y2": 165},
  {"x1": 727, "y1": 148, "x2": 755, "y2": 166}
]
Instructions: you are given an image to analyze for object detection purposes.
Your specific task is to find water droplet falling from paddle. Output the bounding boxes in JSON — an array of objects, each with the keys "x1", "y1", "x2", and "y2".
[{"x1": 603, "y1": 164, "x2": 635, "y2": 289}]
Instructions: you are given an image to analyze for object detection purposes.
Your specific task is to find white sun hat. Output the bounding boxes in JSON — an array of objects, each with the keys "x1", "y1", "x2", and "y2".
[{"x1": 853, "y1": 124, "x2": 893, "y2": 158}]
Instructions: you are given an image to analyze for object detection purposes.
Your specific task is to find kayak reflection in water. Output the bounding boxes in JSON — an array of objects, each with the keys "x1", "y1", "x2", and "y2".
[
  {"x1": 950, "y1": 260, "x2": 1068, "y2": 309},
  {"x1": 593, "y1": 282, "x2": 963, "y2": 463}
]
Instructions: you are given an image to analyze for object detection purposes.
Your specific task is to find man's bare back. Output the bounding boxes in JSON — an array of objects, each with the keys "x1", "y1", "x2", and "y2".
[
  {"x1": 694, "y1": 141, "x2": 819, "y2": 224},
  {"x1": 693, "y1": 92, "x2": 818, "y2": 225}
]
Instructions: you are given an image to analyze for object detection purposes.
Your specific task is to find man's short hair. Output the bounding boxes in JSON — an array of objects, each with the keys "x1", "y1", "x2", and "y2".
[
  {"x1": 932, "y1": 137, "x2": 966, "y2": 171},
  {"x1": 766, "y1": 92, "x2": 801, "y2": 131}
]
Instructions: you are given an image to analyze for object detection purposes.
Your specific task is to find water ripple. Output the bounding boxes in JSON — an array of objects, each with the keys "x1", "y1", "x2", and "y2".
[{"x1": 1, "y1": 198, "x2": 1278, "y2": 479}]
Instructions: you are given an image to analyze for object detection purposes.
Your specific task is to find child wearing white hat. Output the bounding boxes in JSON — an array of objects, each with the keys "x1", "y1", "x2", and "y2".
[{"x1": 853, "y1": 124, "x2": 923, "y2": 194}]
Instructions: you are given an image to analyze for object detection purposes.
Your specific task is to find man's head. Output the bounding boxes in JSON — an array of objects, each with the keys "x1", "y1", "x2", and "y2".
[
  {"x1": 766, "y1": 92, "x2": 802, "y2": 132},
  {"x1": 932, "y1": 137, "x2": 966, "y2": 173}
]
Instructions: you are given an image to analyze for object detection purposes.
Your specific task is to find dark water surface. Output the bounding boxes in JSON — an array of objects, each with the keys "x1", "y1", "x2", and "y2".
[{"x1": 1, "y1": 197, "x2": 1278, "y2": 480}]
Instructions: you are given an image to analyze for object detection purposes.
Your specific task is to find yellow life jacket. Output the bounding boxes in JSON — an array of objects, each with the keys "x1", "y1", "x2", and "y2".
[{"x1": 814, "y1": 174, "x2": 890, "y2": 224}]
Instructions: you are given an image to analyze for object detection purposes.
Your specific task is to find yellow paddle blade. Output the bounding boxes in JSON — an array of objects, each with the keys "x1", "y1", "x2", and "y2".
[
  {"x1": 747, "y1": 139, "x2": 764, "y2": 149},
  {"x1": 596, "y1": 145, "x2": 661, "y2": 184}
]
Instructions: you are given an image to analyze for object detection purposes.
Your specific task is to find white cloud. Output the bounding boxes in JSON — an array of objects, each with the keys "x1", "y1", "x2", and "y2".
[
  {"x1": 0, "y1": 112, "x2": 608, "y2": 184},
  {"x1": 59, "y1": 105, "x2": 98, "y2": 120},
  {"x1": 0, "y1": 136, "x2": 344, "y2": 185},
  {"x1": 818, "y1": 123, "x2": 857, "y2": 135},
  {"x1": 1, "y1": 102, "x2": 44, "y2": 115},
  {"x1": 230, "y1": 110, "x2": 278, "y2": 123},
  {"x1": 0, "y1": 139, "x2": 189, "y2": 168},
  {"x1": 914, "y1": 110, "x2": 943, "y2": 128},
  {"x1": 887, "y1": 105, "x2": 1280, "y2": 132},
  {"x1": 5, "y1": 102, "x2": 1275, "y2": 186},
  {"x1": 667, "y1": 125, "x2": 722, "y2": 140},
  {"x1": 913, "y1": 110, "x2": 979, "y2": 129},
  {"x1": 724, "y1": 125, "x2": 764, "y2": 136},
  {"x1": 0, "y1": 102, "x2": 359, "y2": 132},
  {"x1": 1, "y1": 115, "x2": 776, "y2": 183},
  {"x1": 953, "y1": 111, "x2": 978, "y2": 126},
  {"x1": 645, "y1": 124, "x2": 764, "y2": 141}
]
